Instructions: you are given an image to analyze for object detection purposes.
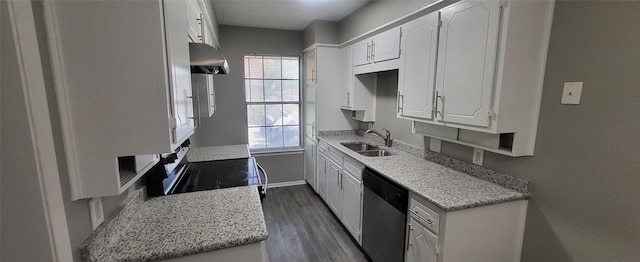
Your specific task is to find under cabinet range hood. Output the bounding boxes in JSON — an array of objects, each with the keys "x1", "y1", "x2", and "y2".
[{"x1": 189, "y1": 43, "x2": 229, "y2": 74}]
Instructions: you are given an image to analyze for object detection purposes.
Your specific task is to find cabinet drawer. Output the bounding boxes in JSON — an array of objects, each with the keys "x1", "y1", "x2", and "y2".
[
  {"x1": 343, "y1": 156, "x2": 363, "y2": 181},
  {"x1": 409, "y1": 197, "x2": 440, "y2": 234},
  {"x1": 328, "y1": 149, "x2": 344, "y2": 166},
  {"x1": 318, "y1": 141, "x2": 330, "y2": 155}
]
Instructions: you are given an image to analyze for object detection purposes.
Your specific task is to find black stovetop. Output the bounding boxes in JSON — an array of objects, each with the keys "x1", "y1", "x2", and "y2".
[{"x1": 171, "y1": 157, "x2": 262, "y2": 195}]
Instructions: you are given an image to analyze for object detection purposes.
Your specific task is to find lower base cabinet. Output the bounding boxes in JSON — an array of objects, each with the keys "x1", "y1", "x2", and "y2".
[
  {"x1": 316, "y1": 142, "x2": 364, "y2": 243},
  {"x1": 406, "y1": 217, "x2": 438, "y2": 262},
  {"x1": 405, "y1": 193, "x2": 528, "y2": 262}
]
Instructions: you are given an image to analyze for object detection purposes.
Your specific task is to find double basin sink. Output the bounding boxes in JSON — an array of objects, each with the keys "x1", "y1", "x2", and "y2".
[{"x1": 340, "y1": 142, "x2": 395, "y2": 157}]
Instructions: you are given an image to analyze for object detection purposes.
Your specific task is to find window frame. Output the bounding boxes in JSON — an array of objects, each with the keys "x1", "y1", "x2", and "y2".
[{"x1": 243, "y1": 54, "x2": 302, "y2": 152}]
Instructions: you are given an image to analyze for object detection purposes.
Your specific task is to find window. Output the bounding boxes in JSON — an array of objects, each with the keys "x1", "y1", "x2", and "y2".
[{"x1": 244, "y1": 55, "x2": 300, "y2": 150}]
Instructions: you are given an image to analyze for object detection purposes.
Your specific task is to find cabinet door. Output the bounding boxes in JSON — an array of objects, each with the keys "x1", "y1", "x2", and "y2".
[
  {"x1": 206, "y1": 74, "x2": 215, "y2": 117},
  {"x1": 304, "y1": 138, "x2": 317, "y2": 191},
  {"x1": 186, "y1": 0, "x2": 202, "y2": 43},
  {"x1": 164, "y1": 0, "x2": 195, "y2": 149},
  {"x1": 341, "y1": 171, "x2": 362, "y2": 243},
  {"x1": 339, "y1": 46, "x2": 354, "y2": 108},
  {"x1": 405, "y1": 218, "x2": 438, "y2": 262},
  {"x1": 398, "y1": 12, "x2": 440, "y2": 120},
  {"x1": 316, "y1": 154, "x2": 328, "y2": 199},
  {"x1": 304, "y1": 49, "x2": 317, "y2": 85},
  {"x1": 435, "y1": 0, "x2": 501, "y2": 127},
  {"x1": 352, "y1": 39, "x2": 371, "y2": 66},
  {"x1": 326, "y1": 159, "x2": 343, "y2": 216},
  {"x1": 304, "y1": 84, "x2": 316, "y2": 139},
  {"x1": 373, "y1": 27, "x2": 401, "y2": 63}
]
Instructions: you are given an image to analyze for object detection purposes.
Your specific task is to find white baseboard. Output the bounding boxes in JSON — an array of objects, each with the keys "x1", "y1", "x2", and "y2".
[{"x1": 267, "y1": 180, "x2": 307, "y2": 188}]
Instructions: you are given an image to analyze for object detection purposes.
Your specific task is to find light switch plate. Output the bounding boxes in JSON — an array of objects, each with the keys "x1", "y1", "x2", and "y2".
[
  {"x1": 429, "y1": 138, "x2": 441, "y2": 153},
  {"x1": 89, "y1": 197, "x2": 104, "y2": 230},
  {"x1": 473, "y1": 148, "x2": 484, "y2": 166},
  {"x1": 561, "y1": 82, "x2": 583, "y2": 104}
]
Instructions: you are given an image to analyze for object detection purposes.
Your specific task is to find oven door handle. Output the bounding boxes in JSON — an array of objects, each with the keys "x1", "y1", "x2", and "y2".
[{"x1": 257, "y1": 163, "x2": 268, "y2": 195}]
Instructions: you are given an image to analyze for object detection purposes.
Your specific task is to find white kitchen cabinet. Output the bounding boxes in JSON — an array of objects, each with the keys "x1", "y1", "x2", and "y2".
[
  {"x1": 191, "y1": 74, "x2": 216, "y2": 126},
  {"x1": 405, "y1": 193, "x2": 529, "y2": 262},
  {"x1": 316, "y1": 152, "x2": 329, "y2": 200},
  {"x1": 407, "y1": 0, "x2": 555, "y2": 156},
  {"x1": 186, "y1": 0, "x2": 202, "y2": 43},
  {"x1": 326, "y1": 158, "x2": 343, "y2": 216},
  {"x1": 339, "y1": 46, "x2": 354, "y2": 108},
  {"x1": 339, "y1": 46, "x2": 377, "y2": 123},
  {"x1": 304, "y1": 137, "x2": 317, "y2": 191},
  {"x1": 405, "y1": 217, "x2": 438, "y2": 262},
  {"x1": 397, "y1": 12, "x2": 440, "y2": 121},
  {"x1": 435, "y1": 0, "x2": 501, "y2": 127},
  {"x1": 352, "y1": 27, "x2": 401, "y2": 66},
  {"x1": 304, "y1": 49, "x2": 317, "y2": 86},
  {"x1": 316, "y1": 142, "x2": 364, "y2": 243},
  {"x1": 341, "y1": 168, "x2": 363, "y2": 243},
  {"x1": 43, "y1": 0, "x2": 194, "y2": 199}
]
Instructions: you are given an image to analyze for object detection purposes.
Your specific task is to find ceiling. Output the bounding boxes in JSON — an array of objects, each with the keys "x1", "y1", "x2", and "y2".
[{"x1": 212, "y1": 0, "x2": 370, "y2": 31}]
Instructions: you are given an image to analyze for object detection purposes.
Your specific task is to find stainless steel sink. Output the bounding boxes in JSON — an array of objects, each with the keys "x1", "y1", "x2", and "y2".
[
  {"x1": 358, "y1": 150, "x2": 394, "y2": 157},
  {"x1": 340, "y1": 142, "x2": 394, "y2": 157},
  {"x1": 340, "y1": 142, "x2": 379, "y2": 151}
]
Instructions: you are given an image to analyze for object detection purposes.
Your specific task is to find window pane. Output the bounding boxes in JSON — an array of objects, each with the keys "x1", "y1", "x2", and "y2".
[
  {"x1": 282, "y1": 104, "x2": 299, "y2": 125},
  {"x1": 249, "y1": 57, "x2": 263, "y2": 78},
  {"x1": 266, "y1": 127, "x2": 283, "y2": 148},
  {"x1": 283, "y1": 126, "x2": 299, "y2": 147},
  {"x1": 263, "y1": 57, "x2": 281, "y2": 79},
  {"x1": 247, "y1": 105, "x2": 265, "y2": 127},
  {"x1": 249, "y1": 80, "x2": 264, "y2": 102},
  {"x1": 282, "y1": 80, "x2": 299, "y2": 102},
  {"x1": 282, "y1": 58, "x2": 299, "y2": 79},
  {"x1": 265, "y1": 104, "x2": 283, "y2": 126},
  {"x1": 244, "y1": 57, "x2": 250, "y2": 78},
  {"x1": 264, "y1": 80, "x2": 282, "y2": 102},
  {"x1": 248, "y1": 127, "x2": 266, "y2": 149}
]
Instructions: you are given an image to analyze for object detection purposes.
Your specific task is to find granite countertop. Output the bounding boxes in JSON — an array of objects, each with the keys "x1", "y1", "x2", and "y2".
[
  {"x1": 318, "y1": 134, "x2": 529, "y2": 211},
  {"x1": 187, "y1": 144, "x2": 251, "y2": 162},
  {"x1": 80, "y1": 186, "x2": 268, "y2": 261}
]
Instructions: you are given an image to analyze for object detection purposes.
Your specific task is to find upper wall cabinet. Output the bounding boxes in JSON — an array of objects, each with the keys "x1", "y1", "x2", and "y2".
[
  {"x1": 44, "y1": 0, "x2": 195, "y2": 199},
  {"x1": 352, "y1": 27, "x2": 402, "y2": 74},
  {"x1": 187, "y1": 0, "x2": 202, "y2": 43},
  {"x1": 397, "y1": 11, "x2": 440, "y2": 121},
  {"x1": 400, "y1": 0, "x2": 555, "y2": 156}
]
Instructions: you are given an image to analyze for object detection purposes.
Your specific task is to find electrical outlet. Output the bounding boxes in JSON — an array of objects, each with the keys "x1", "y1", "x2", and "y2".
[
  {"x1": 561, "y1": 82, "x2": 583, "y2": 104},
  {"x1": 429, "y1": 138, "x2": 441, "y2": 153},
  {"x1": 89, "y1": 198, "x2": 104, "y2": 230},
  {"x1": 473, "y1": 148, "x2": 484, "y2": 166}
]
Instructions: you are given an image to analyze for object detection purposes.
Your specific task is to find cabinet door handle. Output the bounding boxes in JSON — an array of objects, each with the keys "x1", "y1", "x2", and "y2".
[
  {"x1": 434, "y1": 90, "x2": 444, "y2": 119},
  {"x1": 367, "y1": 42, "x2": 371, "y2": 62},
  {"x1": 197, "y1": 14, "x2": 204, "y2": 43},
  {"x1": 371, "y1": 41, "x2": 375, "y2": 62},
  {"x1": 406, "y1": 224, "x2": 413, "y2": 251},
  {"x1": 398, "y1": 94, "x2": 404, "y2": 114}
]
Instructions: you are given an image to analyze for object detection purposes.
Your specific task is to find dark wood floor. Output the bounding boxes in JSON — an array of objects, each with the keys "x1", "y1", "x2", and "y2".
[{"x1": 262, "y1": 185, "x2": 368, "y2": 262}]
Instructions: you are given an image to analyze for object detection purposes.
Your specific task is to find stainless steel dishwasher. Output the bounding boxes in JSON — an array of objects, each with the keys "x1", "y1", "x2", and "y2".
[{"x1": 361, "y1": 167, "x2": 408, "y2": 262}]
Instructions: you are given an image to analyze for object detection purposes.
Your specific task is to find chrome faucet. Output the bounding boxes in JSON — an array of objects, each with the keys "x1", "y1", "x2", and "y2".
[{"x1": 365, "y1": 128, "x2": 393, "y2": 147}]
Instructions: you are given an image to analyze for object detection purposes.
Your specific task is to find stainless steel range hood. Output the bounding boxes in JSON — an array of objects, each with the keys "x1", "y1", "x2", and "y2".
[{"x1": 189, "y1": 43, "x2": 229, "y2": 74}]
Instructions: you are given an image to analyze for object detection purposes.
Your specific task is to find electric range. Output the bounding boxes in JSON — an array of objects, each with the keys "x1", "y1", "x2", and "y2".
[{"x1": 146, "y1": 143, "x2": 266, "y2": 200}]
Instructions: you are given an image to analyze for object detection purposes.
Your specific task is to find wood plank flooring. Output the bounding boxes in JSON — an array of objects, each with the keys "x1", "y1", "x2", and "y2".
[{"x1": 262, "y1": 185, "x2": 368, "y2": 262}]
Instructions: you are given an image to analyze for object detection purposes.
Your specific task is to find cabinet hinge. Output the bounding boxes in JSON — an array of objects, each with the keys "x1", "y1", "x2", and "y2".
[{"x1": 436, "y1": 243, "x2": 440, "y2": 256}]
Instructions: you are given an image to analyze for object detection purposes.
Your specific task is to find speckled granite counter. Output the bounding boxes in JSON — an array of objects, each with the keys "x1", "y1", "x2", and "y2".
[
  {"x1": 187, "y1": 144, "x2": 251, "y2": 162},
  {"x1": 318, "y1": 134, "x2": 529, "y2": 211},
  {"x1": 80, "y1": 186, "x2": 268, "y2": 261}
]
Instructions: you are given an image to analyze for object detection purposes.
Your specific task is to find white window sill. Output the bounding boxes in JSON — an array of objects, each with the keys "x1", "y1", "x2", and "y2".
[{"x1": 250, "y1": 147, "x2": 304, "y2": 156}]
